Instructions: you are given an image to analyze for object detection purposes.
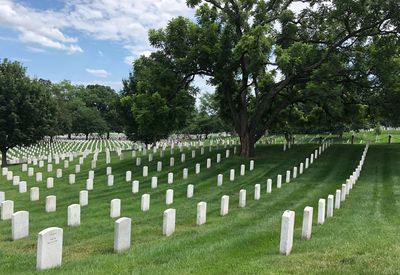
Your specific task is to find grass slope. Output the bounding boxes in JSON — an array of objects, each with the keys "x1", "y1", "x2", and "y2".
[{"x1": 0, "y1": 144, "x2": 399, "y2": 274}]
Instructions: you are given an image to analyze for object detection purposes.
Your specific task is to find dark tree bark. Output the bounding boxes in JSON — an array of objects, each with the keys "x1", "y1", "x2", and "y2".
[{"x1": 1, "y1": 148, "x2": 8, "y2": 167}]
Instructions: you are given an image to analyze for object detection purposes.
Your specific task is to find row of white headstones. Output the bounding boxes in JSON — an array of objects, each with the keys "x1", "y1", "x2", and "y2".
[
  {"x1": 6, "y1": 139, "x2": 133, "y2": 164},
  {"x1": 1, "y1": 141, "x2": 331, "y2": 270},
  {"x1": 279, "y1": 142, "x2": 369, "y2": 255},
  {"x1": 0, "y1": 140, "x2": 331, "y2": 222}
]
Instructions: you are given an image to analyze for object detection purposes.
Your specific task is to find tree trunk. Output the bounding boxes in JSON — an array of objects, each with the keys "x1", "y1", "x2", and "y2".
[
  {"x1": 239, "y1": 130, "x2": 255, "y2": 158},
  {"x1": 1, "y1": 148, "x2": 8, "y2": 167},
  {"x1": 50, "y1": 136, "x2": 54, "y2": 143},
  {"x1": 85, "y1": 133, "x2": 89, "y2": 140},
  {"x1": 68, "y1": 133, "x2": 72, "y2": 139},
  {"x1": 107, "y1": 131, "x2": 110, "y2": 139}
]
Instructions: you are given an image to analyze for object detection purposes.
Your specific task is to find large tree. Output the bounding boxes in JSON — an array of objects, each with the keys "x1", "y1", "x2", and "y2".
[
  {"x1": 146, "y1": 0, "x2": 400, "y2": 157},
  {"x1": 0, "y1": 59, "x2": 55, "y2": 166}
]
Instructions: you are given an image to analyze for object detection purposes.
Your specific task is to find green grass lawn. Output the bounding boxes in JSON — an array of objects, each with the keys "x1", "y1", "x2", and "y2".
[{"x1": 0, "y1": 143, "x2": 399, "y2": 274}]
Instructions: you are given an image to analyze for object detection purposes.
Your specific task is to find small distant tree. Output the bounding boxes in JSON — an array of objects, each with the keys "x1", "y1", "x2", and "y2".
[
  {"x1": 0, "y1": 59, "x2": 55, "y2": 166},
  {"x1": 83, "y1": 84, "x2": 123, "y2": 138},
  {"x1": 72, "y1": 106, "x2": 107, "y2": 140}
]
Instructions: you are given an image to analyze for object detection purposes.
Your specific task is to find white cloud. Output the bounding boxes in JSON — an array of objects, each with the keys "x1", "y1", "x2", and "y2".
[
  {"x1": 0, "y1": 0, "x2": 194, "y2": 59},
  {"x1": 98, "y1": 50, "x2": 104, "y2": 57},
  {"x1": 124, "y1": 55, "x2": 135, "y2": 65},
  {"x1": 0, "y1": 0, "x2": 81, "y2": 54},
  {"x1": 26, "y1": 47, "x2": 46, "y2": 53},
  {"x1": 85, "y1": 68, "x2": 110, "y2": 78}
]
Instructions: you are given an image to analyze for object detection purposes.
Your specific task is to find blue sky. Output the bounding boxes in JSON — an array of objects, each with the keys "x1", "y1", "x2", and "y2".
[{"x1": 0, "y1": 0, "x2": 212, "y2": 92}]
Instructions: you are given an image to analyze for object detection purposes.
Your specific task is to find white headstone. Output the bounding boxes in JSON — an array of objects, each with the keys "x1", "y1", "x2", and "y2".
[
  {"x1": 125, "y1": 171, "x2": 132, "y2": 182},
  {"x1": 301, "y1": 206, "x2": 313, "y2": 240},
  {"x1": 114, "y1": 217, "x2": 131, "y2": 252},
  {"x1": 187, "y1": 184, "x2": 194, "y2": 198},
  {"x1": 1, "y1": 200, "x2": 14, "y2": 220},
  {"x1": 69, "y1": 174, "x2": 75, "y2": 185},
  {"x1": 279, "y1": 210, "x2": 295, "y2": 256},
  {"x1": 132, "y1": 180, "x2": 139, "y2": 194},
  {"x1": 267, "y1": 179, "x2": 272, "y2": 193},
  {"x1": 86, "y1": 178, "x2": 93, "y2": 190},
  {"x1": 254, "y1": 184, "x2": 260, "y2": 200},
  {"x1": 28, "y1": 167, "x2": 34, "y2": 177},
  {"x1": 110, "y1": 199, "x2": 121, "y2": 218},
  {"x1": 47, "y1": 177, "x2": 54, "y2": 189},
  {"x1": 143, "y1": 166, "x2": 148, "y2": 177},
  {"x1": 250, "y1": 160, "x2": 254, "y2": 171},
  {"x1": 341, "y1": 184, "x2": 346, "y2": 201},
  {"x1": 168, "y1": 172, "x2": 173, "y2": 184},
  {"x1": 56, "y1": 169, "x2": 62, "y2": 178},
  {"x1": 239, "y1": 189, "x2": 246, "y2": 207},
  {"x1": 277, "y1": 175, "x2": 282, "y2": 189},
  {"x1": 45, "y1": 196, "x2": 56, "y2": 213},
  {"x1": 36, "y1": 227, "x2": 63, "y2": 270},
  {"x1": 196, "y1": 202, "x2": 207, "y2": 225},
  {"x1": 67, "y1": 204, "x2": 81, "y2": 226},
  {"x1": 107, "y1": 175, "x2": 114, "y2": 186},
  {"x1": 183, "y1": 168, "x2": 188, "y2": 180},
  {"x1": 286, "y1": 170, "x2": 291, "y2": 183},
  {"x1": 195, "y1": 163, "x2": 200, "y2": 174},
  {"x1": 240, "y1": 164, "x2": 245, "y2": 176},
  {"x1": 13, "y1": 176, "x2": 20, "y2": 186},
  {"x1": 293, "y1": 167, "x2": 297, "y2": 179},
  {"x1": 170, "y1": 157, "x2": 174, "y2": 167},
  {"x1": 230, "y1": 169, "x2": 235, "y2": 181},
  {"x1": 163, "y1": 208, "x2": 176, "y2": 236},
  {"x1": 299, "y1": 163, "x2": 304, "y2": 174},
  {"x1": 36, "y1": 172, "x2": 43, "y2": 182},
  {"x1": 206, "y1": 158, "x2": 211, "y2": 168},
  {"x1": 318, "y1": 198, "x2": 326, "y2": 225},
  {"x1": 19, "y1": 181, "x2": 27, "y2": 193},
  {"x1": 12, "y1": 210, "x2": 29, "y2": 240},
  {"x1": 327, "y1": 195, "x2": 334, "y2": 218},
  {"x1": 141, "y1": 194, "x2": 150, "y2": 211},
  {"x1": 79, "y1": 190, "x2": 88, "y2": 206},
  {"x1": 30, "y1": 187, "x2": 39, "y2": 201},
  {"x1": 335, "y1": 189, "x2": 341, "y2": 209},
  {"x1": 0, "y1": 191, "x2": 4, "y2": 203},
  {"x1": 181, "y1": 153, "x2": 185, "y2": 162},
  {"x1": 75, "y1": 164, "x2": 80, "y2": 173},
  {"x1": 217, "y1": 174, "x2": 223, "y2": 186},
  {"x1": 217, "y1": 153, "x2": 221, "y2": 163},
  {"x1": 157, "y1": 161, "x2": 162, "y2": 172},
  {"x1": 151, "y1": 176, "x2": 158, "y2": 189},
  {"x1": 220, "y1": 195, "x2": 229, "y2": 216},
  {"x1": 166, "y1": 189, "x2": 174, "y2": 205}
]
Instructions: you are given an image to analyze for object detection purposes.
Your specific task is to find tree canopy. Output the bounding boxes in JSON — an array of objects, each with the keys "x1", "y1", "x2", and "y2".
[
  {"x1": 121, "y1": 54, "x2": 196, "y2": 144},
  {"x1": 144, "y1": 0, "x2": 400, "y2": 156},
  {"x1": 0, "y1": 59, "x2": 55, "y2": 166}
]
